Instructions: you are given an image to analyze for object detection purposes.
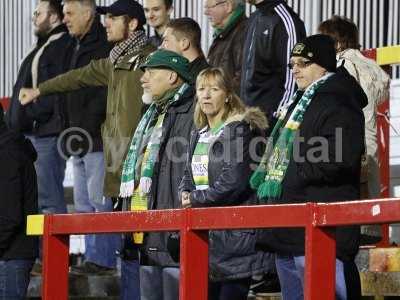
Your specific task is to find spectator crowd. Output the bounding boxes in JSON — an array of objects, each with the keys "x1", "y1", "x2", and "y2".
[{"x1": 0, "y1": 0, "x2": 390, "y2": 299}]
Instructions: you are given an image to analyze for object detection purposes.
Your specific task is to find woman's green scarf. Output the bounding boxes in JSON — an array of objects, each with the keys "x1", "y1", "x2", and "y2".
[{"x1": 250, "y1": 74, "x2": 333, "y2": 200}]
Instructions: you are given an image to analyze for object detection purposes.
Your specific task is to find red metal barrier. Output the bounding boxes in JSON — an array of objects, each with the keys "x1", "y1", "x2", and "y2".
[
  {"x1": 362, "y1": 48, "x2": 391, "y2": 246},
  {"x1": 0, "y1": 97, "x2": 10, "y2": 110},
  {"x1": 38, "y1": 198, "x2": 400, "y2": 300}
]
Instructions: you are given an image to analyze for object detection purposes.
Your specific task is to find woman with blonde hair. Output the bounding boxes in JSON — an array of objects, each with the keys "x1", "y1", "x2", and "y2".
[{"x1": 179, "y1": 67, "x2": 268, "y2": 300}]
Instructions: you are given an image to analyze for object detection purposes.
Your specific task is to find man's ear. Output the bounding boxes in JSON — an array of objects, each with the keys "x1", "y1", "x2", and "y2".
[
  {"x1": 180, "y1": 38, "x2": 190, "y2": 52},
  {"x1": 169, "y1": 71, "x2": 179, "y2": 84},
  {"x1": 82, "y1": 8, "x2": 92, "y2": 24},
  {"x1": 49, "y1": 13, "x2": 59, "y2": 26},
  {"x1": 167, "y1": 5, "x2": 174, "y2": 16},
  {"x1": 225, "y1": 1, "x2": 234, "y2": 14},
  {"x1": 129, "y1": 18, "x2": 139, "y2": 33}
]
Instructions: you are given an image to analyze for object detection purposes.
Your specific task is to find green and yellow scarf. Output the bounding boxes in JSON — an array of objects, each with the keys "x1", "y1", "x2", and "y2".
[{"x1": 250, "y1": 74, "x2": 333, "y2": 200}]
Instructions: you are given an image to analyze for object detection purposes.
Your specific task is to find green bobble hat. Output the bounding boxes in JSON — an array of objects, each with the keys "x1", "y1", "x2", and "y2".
[{"x1": 140, "y1": 50, "x2": 192, "y2": 83}]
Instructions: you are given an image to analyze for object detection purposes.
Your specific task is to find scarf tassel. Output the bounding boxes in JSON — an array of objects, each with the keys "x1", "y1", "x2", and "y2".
[
  {"x1": 120, "y1": 181, "x2": 135, "y2": 198},
  {"x1": 250, "y1": 169, "x2": 267, "y2": 190},
  {"x1": 257, "y1": 180, "x2": 282, "y2": 201}
]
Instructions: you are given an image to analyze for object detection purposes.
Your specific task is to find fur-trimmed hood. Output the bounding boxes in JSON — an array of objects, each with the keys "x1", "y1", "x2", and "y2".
[{"x1": 225, "y1": 107, "x2": 269, "y2": 131}]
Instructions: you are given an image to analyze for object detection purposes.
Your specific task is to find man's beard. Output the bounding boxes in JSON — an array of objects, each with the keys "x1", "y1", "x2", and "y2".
[
  {"x1": 34, "y1": 20, "x2": 52, "y2": 38},
  {"x1": 142, "y1": 92, "x2": 154, "y2": 105}
]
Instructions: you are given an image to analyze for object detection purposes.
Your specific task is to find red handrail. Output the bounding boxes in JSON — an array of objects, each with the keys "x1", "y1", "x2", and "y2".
[
  {"x1": 362, "y1": 48, "x2": 391, "y2": 245},
  {"x1": 0, "y1": 97, "x2": 10, "y2": 110},
  {"x1": 40, "y1": 198, "x2": 400, "y2": 300}
]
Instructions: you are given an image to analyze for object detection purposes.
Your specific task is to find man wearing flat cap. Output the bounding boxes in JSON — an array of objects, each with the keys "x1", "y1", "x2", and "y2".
[
  {"x1": 120, "y1": 49, "x2": 194, "y2": 300},
  {"x1": 252, "y1": 34, "x2": 367, "y2": 300}
]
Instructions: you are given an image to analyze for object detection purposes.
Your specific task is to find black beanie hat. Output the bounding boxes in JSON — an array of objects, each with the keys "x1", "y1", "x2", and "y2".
[{"x1": 291, "y1": 34, "x2": 337, "y2": 72}]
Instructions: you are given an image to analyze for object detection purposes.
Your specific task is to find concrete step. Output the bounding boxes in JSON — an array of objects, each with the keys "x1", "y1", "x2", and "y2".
[
  {"x1": 27, "y1": 271, "x2": 400, "y2": 299},
  {"x1": 27, "y1": 274, "x2": 120, "y2": 298},
  {"x1": 28, "y1": 298, "x2": 118, "y2": 300},
  {"x1": 361, "y1": 271, "x2": 400, "y2": 296},
  {"x1": 369, "y1": 247, "x2": 400, "y2": 272}
]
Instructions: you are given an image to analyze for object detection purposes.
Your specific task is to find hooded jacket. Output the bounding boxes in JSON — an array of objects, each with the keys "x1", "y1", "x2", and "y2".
[
  {"x1": 259, "y1": 67, "x2": 368, "y2": 261},
  {"x1": 179, "y1": 108, "x2": 268, "y2": 281},
  {"x1": 240, "y1": 0, "x2": 306, "y2": 122},
  {"x1": 0, "y1": 106, "x2": 38, "y2": 260}
]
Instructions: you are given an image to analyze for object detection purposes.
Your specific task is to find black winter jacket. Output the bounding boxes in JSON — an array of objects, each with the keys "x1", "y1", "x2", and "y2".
[
  {"x1": 149, "y1": 32, "x2": 162, "y2": 48},
  {"x1": 6, "y1": 25, "x2": 71, "y2": 137},
  {"x1": 0, "y1": 119, "x2": 38, "y2": 260},
  {"x1": 138, "y1": 86, "x2": 195, "y2": 267},
  {"x1": 188, "y1": 56, "x2": 210, "y2": 82},
  {"x1": 240, "y1": 0, "x2": 306, "y2": 122},
  {"x1": 64, "y1": 16, "x2": 111, "y2": 154},
  {"x1": 259, "y1": 67, "x2": 368, "y2": 261},
  {"x1": 179, "y1": 109, "x2": 268, "y2": 281}
]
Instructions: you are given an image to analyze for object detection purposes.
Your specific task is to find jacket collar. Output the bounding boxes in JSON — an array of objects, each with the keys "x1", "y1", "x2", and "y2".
[
  {"x1": 77, "y1": 15, "x2": 106, "y2": 47},
  {"x1": 37, "y1": 24, "x2": 68, "y2": 47},
  {"x1": 256, "y1": 0, "x2": 284, "y2": 10},
  {"x1": 214, "y1": 14, "x2": 246, "y2": 39},
  {"x1": 168, "y1": 85, "x2": 195, "y2": 114},
  {"x1": 113, "y1": 43, "x2": 153, "y2": 70}
]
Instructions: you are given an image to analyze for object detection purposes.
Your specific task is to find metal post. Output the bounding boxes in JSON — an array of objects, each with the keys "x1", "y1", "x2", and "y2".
[
  {"x1": 304, "y1": 204, "x2": 336, "y2": 300},
  {"x1": 377, "y1": 97, "x2": 391, "y2": 246},
  {"x1": 42, "y1": 215, "x2": 69, "y2": 300},
  {"x1": 179, "y1": 209, "x2": 209, "y2": 300},
  {"x1": 361, "y1": 48, "x2": 391, "y2": 246}
]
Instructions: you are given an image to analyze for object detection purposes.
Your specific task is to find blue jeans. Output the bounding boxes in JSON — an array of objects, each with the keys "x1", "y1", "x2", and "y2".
[
  {"x1": 0, "y1": 259, "x2": 34, "y2": 299},
  {"x1": 120, "y1": 259, "x2": 140, "y2": 300},
  {"x1": 28, "y1": 136, "x2": 66, "y2": 214},
  {"x1": 72, "y1": 152, "x2": 118, "y2": 268},
  {"x1": 139, "y1": 265, "x2": 179, "y2": 300},
  {"x1": 275, "y1": 254, "x2": 347, "y2": 300}
]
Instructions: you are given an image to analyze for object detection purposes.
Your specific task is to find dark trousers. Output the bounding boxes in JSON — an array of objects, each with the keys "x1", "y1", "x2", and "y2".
[
  {"x1": 344, "y1": 260, "x2": 361, "y2": 300},
  {"x1": 0, "y1": 259, "x2": 34, "y2": 300},
  {"x1": 209, "y1": 277, "x2": 251, "y2": 300}
]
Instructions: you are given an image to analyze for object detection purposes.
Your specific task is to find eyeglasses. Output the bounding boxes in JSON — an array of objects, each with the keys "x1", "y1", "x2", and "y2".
[
  {"x1": 32, "y1": 10, "x2": 49, "y2": 18},
  {"x1": 204, "y1": 1, "x2": 227, "y2": 10},
  {"x1": 32, "y1": 11, "x2": 42, "y2": 18},
  {"x1": 288, "y1": 60, "x2": 313, "y2": 69}
]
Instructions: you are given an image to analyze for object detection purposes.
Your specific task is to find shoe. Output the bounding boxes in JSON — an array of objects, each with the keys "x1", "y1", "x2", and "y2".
[
  {"x1": 30, "y1": 262, "x2": 42, "y2": 276},
  {"x1": 249, "y1": 273, "x2": 281, "y2": 295},
  {"x1": 69, "y1": 261, "x2": 116, "y2": 276}
]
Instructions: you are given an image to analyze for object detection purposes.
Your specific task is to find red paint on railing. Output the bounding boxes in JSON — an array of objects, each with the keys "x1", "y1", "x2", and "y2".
[
  {"x1": 362, "y1": 48, "x2": 390, "y2": 246},
  {"x1": 0, "y1": 97, "x2": 10, "y2": 110},
  {"x1": 40, "y1": 198, "x2": 400, "y2": 300}
]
